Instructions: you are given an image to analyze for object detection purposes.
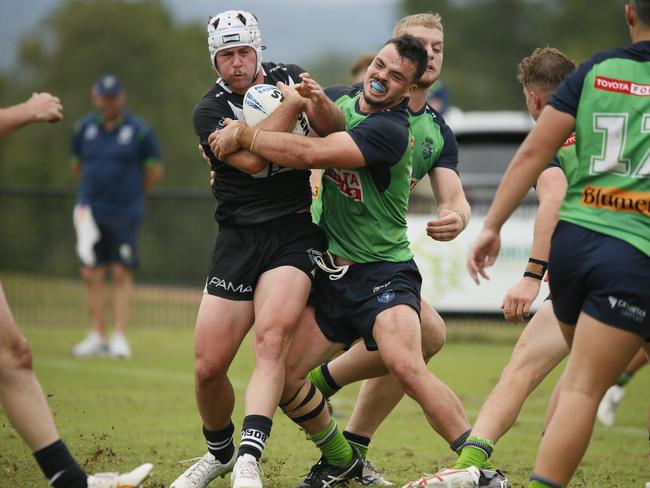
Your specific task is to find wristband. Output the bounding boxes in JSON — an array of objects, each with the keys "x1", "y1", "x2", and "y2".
[
  {"x1": 237, "y1": 125, "x2": 260, "y2": 153},
  {"x1": 523, "y1": 258, "x2": 548, "y2": 280}
]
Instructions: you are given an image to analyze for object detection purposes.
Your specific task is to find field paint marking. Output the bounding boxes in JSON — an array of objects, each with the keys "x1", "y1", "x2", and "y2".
[{"x1": 36, "y1": 358, "x2": 245, "y2": 389}]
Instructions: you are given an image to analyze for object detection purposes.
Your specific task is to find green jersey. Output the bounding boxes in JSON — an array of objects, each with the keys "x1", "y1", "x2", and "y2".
[
  {"x1": 550, "y1": 41, "x2": 650, "y2": 256},
  {"x1": 552, "y1": 134, "x2": 579, "y2": 186},
  {"x1": 408, "y1": 104, "x2": 459, "y2": 189},
  {"x1": 311, "y1": 103, "x2": 459, "y2": 222},
  {"x1": 315, "y1": 84, "x2": 414, "y2": 263}
]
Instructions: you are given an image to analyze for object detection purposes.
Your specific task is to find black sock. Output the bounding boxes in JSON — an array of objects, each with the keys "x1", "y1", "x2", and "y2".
[
  {"x1": 238, "y1": 415, "x2": 273, "y2": 461},
  {"x1": 450, "y1": 429, "x2": 471, "y2": 454},
  {"x1": 203, "y1": 422, "x2": 235, "y2": 464},
  {"x1": 33, "y1": 439, "x2": 87, "y2": 488},
  {"x1": 343, "y1": 431, "x2": 370, "y2": 458}
]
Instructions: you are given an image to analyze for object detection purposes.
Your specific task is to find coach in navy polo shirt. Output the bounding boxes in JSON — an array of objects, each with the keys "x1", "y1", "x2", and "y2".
[{"x1": 70, "y1": 74, "x2": 162, "y2": 359}]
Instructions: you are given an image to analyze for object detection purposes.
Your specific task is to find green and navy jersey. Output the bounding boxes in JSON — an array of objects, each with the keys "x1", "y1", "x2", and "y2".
[
  {"x1": 546, "y1": 133, "x2": 578, "y2": 186},
  {"x1": 311, "y1": 102, "x2": 459, "y2": 222},
  {"x1": 316, "y1": 84, "x2": 413, "y2": 263},
  {"x1": 70, "y1": 111, "x2": 160, "y2": 220},
  {"x1": 550, "y1": 41, "x2": 650, "y2": 256},
  {"x1": 408, "y1": 104, "x2": 458, "y2": 189}
]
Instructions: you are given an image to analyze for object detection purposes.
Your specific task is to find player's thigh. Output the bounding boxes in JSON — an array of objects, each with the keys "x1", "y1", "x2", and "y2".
[
  {"x1": 506, "y1": 300, "x2": 568, "y2": 377},
  {"x1": 420, "y1": 298, "x2": 445, "y2": 359},
  {"x1": 284, "y1": 305, "x2": 345, "y2": 382},
  {"x1": 253, "y1": 265, "x2": 311, "y2": 334},
  {"x1": 563, "y1": 312, "x2": 644, "y2": 395},
  {"x1": 194, "y1": 293, "x2": 254, "y2": 371},
  {"x1": 373, "y1": 304, "x2": 423, "y2": 371}
]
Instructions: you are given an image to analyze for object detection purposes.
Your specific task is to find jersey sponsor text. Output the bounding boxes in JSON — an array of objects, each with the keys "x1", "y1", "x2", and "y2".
[
  {"x1": 581, "y1": 184, "x2": 650, "y2": 216},
  {"x1": 324, "y1": 169, "x2": 364, "y2": 202},
  {"x1": 594, "y1": 76, "x2": 650, "y2": 97}
]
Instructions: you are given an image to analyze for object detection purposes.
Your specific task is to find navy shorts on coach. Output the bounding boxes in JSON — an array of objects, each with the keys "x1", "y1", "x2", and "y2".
[
  {"x1": 549, "y1": 221, "x2": 650, "y2": 339},
  {"x1": 92, "y1": 216, "x2": 141, "y2": 268},
  {"x1": 311, "y1": 258, "x2": 422, "y2": 351},
  {"x1": 205, "y1": 212, "x2": 326, "y2": 301}
]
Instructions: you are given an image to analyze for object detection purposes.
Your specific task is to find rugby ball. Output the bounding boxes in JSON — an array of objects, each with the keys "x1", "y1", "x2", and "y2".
[{"x1": 243, "y1": 84, "x2": 310, "y2": 136}]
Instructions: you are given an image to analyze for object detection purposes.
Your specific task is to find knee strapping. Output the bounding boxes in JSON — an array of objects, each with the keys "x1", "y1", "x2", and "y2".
[{"x1": 280, "y1": 381, "x2": 327, "y2": 424}]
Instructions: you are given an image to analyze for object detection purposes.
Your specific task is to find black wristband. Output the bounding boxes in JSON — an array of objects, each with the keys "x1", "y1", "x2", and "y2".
[{"x1": 524, "y1": 258, "x2": 548, "y2": 280}]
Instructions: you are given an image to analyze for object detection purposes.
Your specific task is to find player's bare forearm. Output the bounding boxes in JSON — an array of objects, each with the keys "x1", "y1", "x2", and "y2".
[
  {"x1": 213, "y1": 121, "x2": 365, "y2": 170},
  {"x1": 427, "y1": 167, "x2": 471, "y2": 240},
  {"x1": 0, "y1": 93, "x2": 63, "y2": 137},
  {"x1": 306, "y1": 98, "x2": 345, "y2": 136},
  {"x1": 530, "y1": 167, "x2": 567, "y2": 261},
  {"x1": 255, "y1": 89, "x2": 305, "y2": 133},
  {"x1": 484, "y1": 107, "x2": 574, "y2": 232},
  {"x1": 296, "y1": 72, "x2": 345, "y2": 136}
]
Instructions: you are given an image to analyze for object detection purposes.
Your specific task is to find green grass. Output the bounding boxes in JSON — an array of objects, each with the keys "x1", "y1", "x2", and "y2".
[{"x1": 0, "y1": 325, "x2": 647, "y2": 487}]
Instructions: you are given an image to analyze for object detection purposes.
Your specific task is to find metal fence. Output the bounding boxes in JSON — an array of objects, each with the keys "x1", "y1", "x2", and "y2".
[{"x1": 0, "y1": 185, "x2": 536, "y2": 333}]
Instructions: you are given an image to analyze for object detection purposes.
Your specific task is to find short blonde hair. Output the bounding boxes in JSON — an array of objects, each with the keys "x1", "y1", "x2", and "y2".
[
  {"x1": 393, "y1": 13, "x2": 443, "y2": 37},
  {"x1": 517, "y1": 47, "x2": 575, "y2": 93}
]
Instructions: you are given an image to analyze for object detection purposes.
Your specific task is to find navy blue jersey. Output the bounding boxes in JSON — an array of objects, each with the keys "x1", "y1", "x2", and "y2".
[
  {"x1": 193, "y1": 62, "x2": 312, "y2": 226},
  {"x1": 70, "y1": 111, "x2": 160, "y2": 220}
]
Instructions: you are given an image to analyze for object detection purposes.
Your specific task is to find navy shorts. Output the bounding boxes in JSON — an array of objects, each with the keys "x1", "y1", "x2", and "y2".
[
  {"x1": 205, "y1": 212, "x2": 326, "y2": 301},
  {"x1": 549, "y1": 221, "x2": 650, "y2": 339},
  {"x1": 93, "y1": 216, "x2": 141, "y2": 268},
  {"x1": 311, "y1": 258, "x2": 422, "y2": 351}
]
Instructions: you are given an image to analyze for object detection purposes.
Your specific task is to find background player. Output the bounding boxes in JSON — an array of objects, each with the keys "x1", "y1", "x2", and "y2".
[
  {"x1": 404, "y1": 46, "x2": 577, "y2": 488},
  {"x1": 442, "y1": 2, "x2": 650, "y2": 487},
  {"x1": 70, "y1": 74, "x2": 163, "y2": 359}
]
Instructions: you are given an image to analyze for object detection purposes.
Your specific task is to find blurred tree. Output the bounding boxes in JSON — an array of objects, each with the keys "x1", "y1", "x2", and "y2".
[
  {"x1": 0, "y1": 0, "x2": 215, "y2": 188},
  {"x1": 400, "y1": 0, "x2": 629, "y2": 110}
]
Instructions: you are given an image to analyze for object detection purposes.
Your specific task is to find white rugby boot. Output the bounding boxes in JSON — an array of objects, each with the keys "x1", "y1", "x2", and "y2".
[
  {"x1": 87, "y1": 463, "x2": 153, "y2": 487},
  {"x1": 171, "y1": 450, "x2": 237, "y2": 488},
  {"x1": 108, "y1": 333, "x2": 132, "y2": 359},
  {"x1": 358, "y1": 458, "x2": 394, "y2": 486},
  {"x1": 231, "y1": 454, "x2": 263, "y2": 488},
  {"x1": 72, "y1": 331, "x2": 108, "y2": 357},
  {"x1": 402, "y1": 466, "x2": 480, "y2": 488},
  {"x1": 597, "y1": 384, "x2": 625, "y2": 427}
]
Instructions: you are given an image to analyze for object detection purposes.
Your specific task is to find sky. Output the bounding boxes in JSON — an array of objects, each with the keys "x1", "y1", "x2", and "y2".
[{"x1": 0, "y1": 0, "x2": 402, "y2": 70}]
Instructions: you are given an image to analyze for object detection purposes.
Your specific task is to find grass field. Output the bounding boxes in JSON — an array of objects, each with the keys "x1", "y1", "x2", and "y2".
[{"x1": 0, "y1": 322, "x2": 648, "y2": 487}]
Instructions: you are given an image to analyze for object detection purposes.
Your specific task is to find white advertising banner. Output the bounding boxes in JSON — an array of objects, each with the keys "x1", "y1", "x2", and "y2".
[{"x1": 407, "y1": 213, "x2": 549, "y2": 313}]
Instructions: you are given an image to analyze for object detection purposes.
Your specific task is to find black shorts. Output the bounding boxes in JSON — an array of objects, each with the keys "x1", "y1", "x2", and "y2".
[
  {"x1": 205, "y1": 212, "x2": 326, "y2": 301},
  {"x1": 549, "y1": 221, "x2": 650, "y2": 339},
  {"x1": 311, "y1": 258, "x2": 422, "y2": 351},
  {"x1": 94, "y1": 216, "x2": 141, "y2": 268}
]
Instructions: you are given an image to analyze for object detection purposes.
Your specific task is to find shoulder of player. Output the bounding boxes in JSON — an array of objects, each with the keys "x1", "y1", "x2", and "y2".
[
  {"x1": 410, "y1": 104, "x2": 452, "y2": 131},
  {"x1": 325, "y1": 83, "x2": 361, "y2": 103},
  {"x1": 122, "y1": 111, "x2": 151, "y2": 130},
  {"x1": 263, "y1": 61, "x2": 304, "y2": 84},
  {"x1": 192, "y1": 83, "x2": 234, "y2": 119}
]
